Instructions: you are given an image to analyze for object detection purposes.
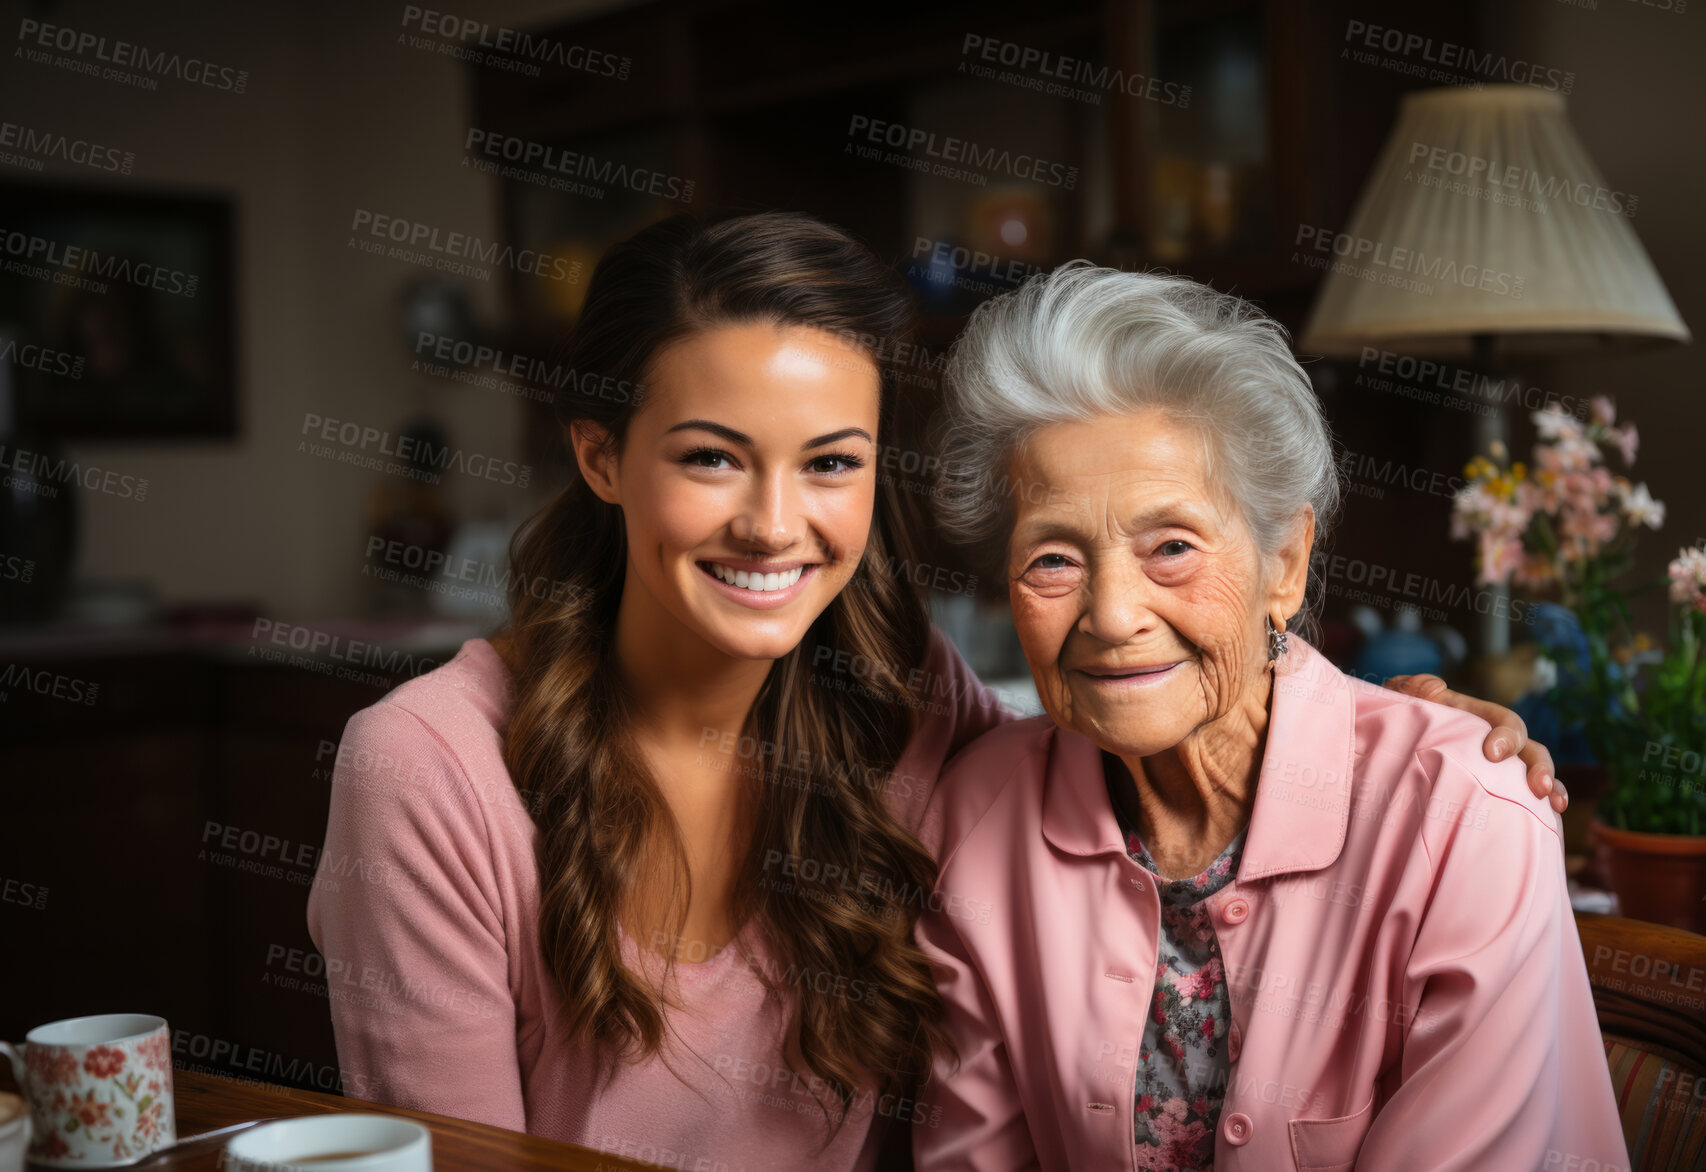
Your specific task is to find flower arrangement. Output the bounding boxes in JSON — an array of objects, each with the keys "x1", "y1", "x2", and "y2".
[{"x1": 1451, "y1": 397, "x2": 1706, "y2": 835}]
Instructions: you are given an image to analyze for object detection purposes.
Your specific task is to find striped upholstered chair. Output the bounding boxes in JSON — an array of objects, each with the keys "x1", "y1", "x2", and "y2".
[{"x1": 1575, "y1": 912, "x2": 1706, "y2": 1168}]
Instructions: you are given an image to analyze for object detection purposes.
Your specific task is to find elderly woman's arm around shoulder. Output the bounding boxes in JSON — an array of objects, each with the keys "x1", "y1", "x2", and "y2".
[{"x1": 1352, "y1": 740, "x2": 1629, "y2": 1172}]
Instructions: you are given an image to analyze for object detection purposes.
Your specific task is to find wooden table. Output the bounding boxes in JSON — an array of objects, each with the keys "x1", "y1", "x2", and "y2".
[{"x1": 14, "y1": 1068, "x2": 662, "y2": 1171}]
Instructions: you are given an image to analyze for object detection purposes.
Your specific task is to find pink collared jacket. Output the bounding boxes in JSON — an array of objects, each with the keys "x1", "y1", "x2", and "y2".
[{"x1": 914, "y1": 639, "x2": 1630, "y2": 1172}]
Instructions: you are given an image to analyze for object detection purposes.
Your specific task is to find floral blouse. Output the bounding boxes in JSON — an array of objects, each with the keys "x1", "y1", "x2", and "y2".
[{"x1": 1104, "y1": 754, "x2": 1245, "y2": 1172}]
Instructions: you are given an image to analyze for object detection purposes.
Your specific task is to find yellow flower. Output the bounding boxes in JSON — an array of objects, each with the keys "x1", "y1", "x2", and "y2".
[{"x1": 1464, "y1": 456, "x2": 1499, "y2": 482}]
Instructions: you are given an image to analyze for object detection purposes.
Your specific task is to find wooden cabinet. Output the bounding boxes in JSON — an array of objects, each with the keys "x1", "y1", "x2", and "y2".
[{"x1": 0, "y1": 633, "x2": 461, "y2": 1093}]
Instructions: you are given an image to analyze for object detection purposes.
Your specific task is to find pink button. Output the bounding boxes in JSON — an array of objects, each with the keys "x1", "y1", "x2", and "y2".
[
  {"x1": 1227, "y1": 1023, "x2": 1242, "y2": 1062},
  {"x1": 1222, "y1": 897, "x2": 1250, "y2": 925},
  {"x1": 1223, "y1": 1112, "x2": 1253, "y2": 1145}
]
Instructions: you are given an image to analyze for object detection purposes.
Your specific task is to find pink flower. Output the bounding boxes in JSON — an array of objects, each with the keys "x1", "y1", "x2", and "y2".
[
  {"x1": 1669, "y1": 548, "x2": 1706, "y2": 610},
  {"x1": 1201, "y1": 1016, "x2": 1216, "y2": 1038},
  {"x1": 136, "y1": 1033, "x2": 170, "y2": 1072},
  {"x1": 1558, "y1": 435, "x2": 1599, "y2": 472},
  {"x1": 1161, "y1": 1120, "x2": 1212, "y2": 1168},
  {"x1": 1135, "y1": 1094, "x2": 1155, "y2": 1115},
  {"x1": 83, "y1": 1046, "x2": 126, "y2": 1079},
  {"x1": 1172, "y1": 968, "x2": 1210, "y2": 1001},
  {"x1": 1536, "y1": 403, "x2": 1587, "y2": 441},
  {"x1": 1176, "y1": 957, "x2": 1223, "y2": 1000},
  {"x1": 40, "y1": 1132, "x2": 69, "y2": 1160},
  {"x1": 1611, "y1": 424, "x2": 1639, "y2": 465},
  {"x1": 1518, "y1": 475, "x2": 1558, "y2": 515},
  {"x1": 1138, "y1": 1105, "x2": 1199, "y2": 1170},
  {"x1": 69, "y1": 1089, "x2": 111, "y2": 1129},
  {"x1": 25, "y1": 1047, "x2": 79, "y2": 1087},
  {"x1": 1478, "y1": 535, "x2": 1525, "y2": 586}
]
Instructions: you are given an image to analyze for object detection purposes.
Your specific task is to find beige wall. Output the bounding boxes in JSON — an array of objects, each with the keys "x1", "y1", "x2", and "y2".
[{"x1": 1, "y1": 0, "x2": 622, "y2": 619}]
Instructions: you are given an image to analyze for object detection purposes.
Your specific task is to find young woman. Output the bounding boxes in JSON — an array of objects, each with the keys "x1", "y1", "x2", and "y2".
[{"x1": 305, "y1": 212, "x2": 1564, "y2": 1171}]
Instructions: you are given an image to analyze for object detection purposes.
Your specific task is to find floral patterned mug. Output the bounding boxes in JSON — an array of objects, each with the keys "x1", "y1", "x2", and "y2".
[{"x1": 0, "y1": 1014, "x2": 176, "y2": 1167}]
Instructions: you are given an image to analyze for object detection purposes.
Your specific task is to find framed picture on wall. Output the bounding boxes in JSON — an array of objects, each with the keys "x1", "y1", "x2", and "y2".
[{"x1": 0, "y1": 181, "x2": 237, "y2": 439}]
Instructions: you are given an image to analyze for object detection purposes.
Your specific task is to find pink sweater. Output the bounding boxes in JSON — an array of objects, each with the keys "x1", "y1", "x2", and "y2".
[{"x1": 304, "y1": 629, "x2": 1006, "y2": 1172}]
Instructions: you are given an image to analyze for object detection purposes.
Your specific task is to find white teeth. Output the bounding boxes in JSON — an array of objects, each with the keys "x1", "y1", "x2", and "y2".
[{"x1": 708, "y1": 564, "x2": 803, "y2": 592}]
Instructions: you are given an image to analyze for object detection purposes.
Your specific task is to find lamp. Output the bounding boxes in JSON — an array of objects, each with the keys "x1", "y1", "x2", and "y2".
[
  {"x1": 1301, "y1": 85, "x2": 1688, "y2": 359},
  {"x1": 1300, "y1": 84, "x2": 1689, "y2": 655}
]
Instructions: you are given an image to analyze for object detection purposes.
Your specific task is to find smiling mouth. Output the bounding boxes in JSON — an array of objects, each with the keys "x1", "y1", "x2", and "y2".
[
  {"x1": 1078, "y1": 661, "x2": 1185, "y2": 680},
  {"x1": 697, "y1": 560, "x2": 814, "y2": 594}
]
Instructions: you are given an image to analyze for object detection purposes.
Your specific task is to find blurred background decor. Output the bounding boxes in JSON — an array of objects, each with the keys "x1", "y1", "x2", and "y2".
[
  {"x1": 1453, "y1": 399, "x2": 1706, "y2": 930},
  {"x1": 2, "y1": 0, "x2": 1703, "y2": 1098},
  {"x1": 1300, "y1": 84, "x2": 1690, "y2": 659}
]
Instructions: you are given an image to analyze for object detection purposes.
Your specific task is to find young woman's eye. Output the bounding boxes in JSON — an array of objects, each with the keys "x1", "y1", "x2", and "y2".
[
  {"x1": 1158, "y1": 539, "x2": 1195, "y2": 557},
  {"x1": 807, "y1": 452, "x2": 865, "y2": 475},
  {"x1": 679, "y1": 447, "x2": 734, "y2": 470}
]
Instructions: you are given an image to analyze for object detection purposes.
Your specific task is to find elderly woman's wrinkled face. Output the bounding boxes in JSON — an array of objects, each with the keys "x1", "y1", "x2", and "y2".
[{"x1": 1006, "y1": 409, "x2": 1289, "y2": 759}]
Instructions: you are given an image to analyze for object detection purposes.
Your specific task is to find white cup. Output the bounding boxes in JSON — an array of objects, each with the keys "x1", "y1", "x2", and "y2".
[
  {"x1": 223, "y1": 1115, "x2": 432, "y2": 1172},
  {"x1": 0, "y1": 1092, "x2": 30, "y2": 1172},
  {"x1": 0, "y1": 1013, "x2": 175, "y2": 1167}
]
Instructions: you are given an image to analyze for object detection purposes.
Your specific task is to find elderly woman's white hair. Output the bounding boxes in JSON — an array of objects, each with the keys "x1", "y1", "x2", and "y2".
[{"x1": 935, "y1": 261, "x2": 1341, "y2": 633}]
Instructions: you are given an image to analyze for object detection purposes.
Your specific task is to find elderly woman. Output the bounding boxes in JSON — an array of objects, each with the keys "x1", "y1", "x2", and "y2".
[{"x1": 912, "y1": 265, "x2": 1629, "y2": 1172}]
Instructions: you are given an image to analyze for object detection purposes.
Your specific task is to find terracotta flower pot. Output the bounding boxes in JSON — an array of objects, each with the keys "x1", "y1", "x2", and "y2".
[{"x1": 1591, "y1": 820, "x2": 1706, "y2": 934}]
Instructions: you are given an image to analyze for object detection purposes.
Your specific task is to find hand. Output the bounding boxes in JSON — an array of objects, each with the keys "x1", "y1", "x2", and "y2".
[{"x1": 1383, "y1": 675, "x2": 1568, "y2": 816}]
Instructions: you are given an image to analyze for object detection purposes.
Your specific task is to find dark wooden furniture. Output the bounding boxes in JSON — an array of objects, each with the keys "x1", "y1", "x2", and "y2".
[
  {"x1": 1577, "y1": 912, "x2": 1706, "y2": 1068},
  {"x1": 1575, "y1": 912, "x2": 1706, "y2": 1167},
  {"x1": 0, "y1": 622, "x2": 478, "y2": 1096},
  {"x1": 5, "y1": 1068, "x2": 660, "y2": 1171}
]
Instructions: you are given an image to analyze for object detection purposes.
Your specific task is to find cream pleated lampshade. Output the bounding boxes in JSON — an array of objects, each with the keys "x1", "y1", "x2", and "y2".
[{"x1": 1300, "y1": 85, "x2": 1688, "y2": 358}]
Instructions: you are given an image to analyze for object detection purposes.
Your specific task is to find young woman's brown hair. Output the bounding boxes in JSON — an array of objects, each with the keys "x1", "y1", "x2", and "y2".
[{"x1": 499, "y1": 211, "x2": 944, "y2": 1132}]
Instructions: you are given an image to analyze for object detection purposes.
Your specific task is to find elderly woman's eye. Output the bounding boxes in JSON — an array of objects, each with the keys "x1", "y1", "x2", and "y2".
[
  {"x1": 1158, "y1": 540, "x2": 1195, "y2": 557},
  {"x1": 1019, "y1": 552, "x2": 1082, "y2": 594}
]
